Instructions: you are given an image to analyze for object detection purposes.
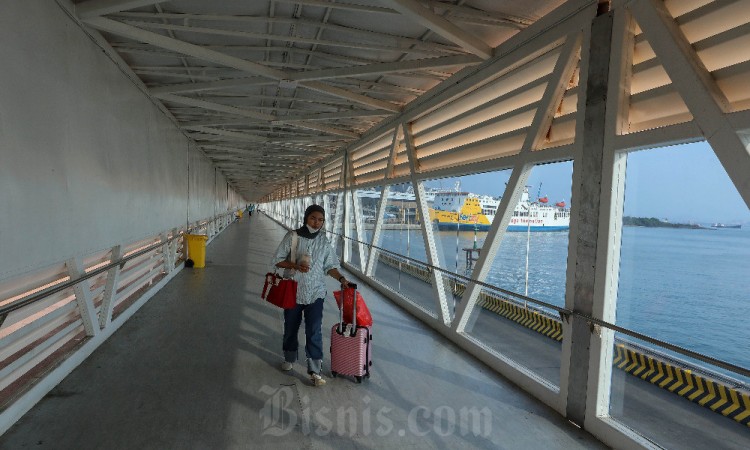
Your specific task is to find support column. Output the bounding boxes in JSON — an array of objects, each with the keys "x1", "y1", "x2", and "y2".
[{"x1": 564, "y1": 8, "x2": 614, "y2": 426}]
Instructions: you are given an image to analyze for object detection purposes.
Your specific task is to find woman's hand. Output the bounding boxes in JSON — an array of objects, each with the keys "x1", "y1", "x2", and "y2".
[{"x1": 297, "y1": 263, "x2": 310, "y2": 273}]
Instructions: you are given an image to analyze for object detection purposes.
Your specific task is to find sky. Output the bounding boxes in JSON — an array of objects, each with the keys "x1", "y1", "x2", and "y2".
[{"x1": 423, "y1": 141, "x2": 750, "y2": 225}]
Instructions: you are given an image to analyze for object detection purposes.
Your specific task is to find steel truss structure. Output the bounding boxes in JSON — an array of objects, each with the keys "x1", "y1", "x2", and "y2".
[{"x1": 264, "y1": 1, "x2": 750, "y2": 448}]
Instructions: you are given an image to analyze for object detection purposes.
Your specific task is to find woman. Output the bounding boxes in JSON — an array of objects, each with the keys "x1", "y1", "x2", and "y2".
[{"x1": 271, "y1": 204, "x2": 349, "y2": 386}]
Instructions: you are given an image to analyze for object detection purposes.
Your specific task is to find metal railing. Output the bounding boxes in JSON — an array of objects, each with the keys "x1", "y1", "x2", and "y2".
[
  {"x1": 0, "y1": 234, "x2": 181, "y2": 321},
  {"x1": 0, "y1": 211, "x2": 237, "y2": 411},
  {"x1": 263, "y1": 209, "x2": 750, "y2": 381}
]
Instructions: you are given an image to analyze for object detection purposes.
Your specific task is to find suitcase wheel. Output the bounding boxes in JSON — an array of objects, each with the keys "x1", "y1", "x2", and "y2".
[
  {"x1": 356, "y1": 376, "x2": 362, "y2": 383},
  {"x1": 331, "y1": 371, "x2": 337, "y2": 378}
]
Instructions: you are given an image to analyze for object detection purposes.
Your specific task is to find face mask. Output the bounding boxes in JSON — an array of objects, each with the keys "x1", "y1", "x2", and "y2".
[{"x1": 306, "y1": 224, "x2": 321, "y2": 233}]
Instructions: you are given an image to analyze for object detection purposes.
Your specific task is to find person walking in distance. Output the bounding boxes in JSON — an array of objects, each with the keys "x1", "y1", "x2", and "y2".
[{"x1": 271, "y1": 204, "x2": 349, "y2": 386}]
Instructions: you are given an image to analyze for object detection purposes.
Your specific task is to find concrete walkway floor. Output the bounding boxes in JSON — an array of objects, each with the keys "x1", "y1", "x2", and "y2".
[{"x1": 0, "y1": 214, "x2": 608, "y2": 449}]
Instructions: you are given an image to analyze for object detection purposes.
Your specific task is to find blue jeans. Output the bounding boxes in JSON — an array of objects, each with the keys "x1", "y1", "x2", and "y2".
[{"x1": 283, "y1": 298, "x2": 324, "y2": 374}]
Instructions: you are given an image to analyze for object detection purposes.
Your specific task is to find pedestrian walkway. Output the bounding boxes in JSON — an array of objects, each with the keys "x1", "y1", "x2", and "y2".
[{"x1": 0, "y1": 214, "x2": 607, "y2": 449}]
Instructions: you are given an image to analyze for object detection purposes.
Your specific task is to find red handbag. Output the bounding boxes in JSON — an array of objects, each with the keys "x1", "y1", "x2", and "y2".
[
  {"x1": 262, "y1": 272, "x2": 297, "y2": 309},
  {"x1": 262, "y1": 233, "x2": 299, "y2": 309},
  {"x1": 334, "y1": 288, "x2": 373, "y2": 327}
]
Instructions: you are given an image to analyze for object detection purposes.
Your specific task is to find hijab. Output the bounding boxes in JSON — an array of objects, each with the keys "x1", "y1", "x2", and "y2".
[{"x1": 296, "y1": 204, "x2": 325, "y2": 239}]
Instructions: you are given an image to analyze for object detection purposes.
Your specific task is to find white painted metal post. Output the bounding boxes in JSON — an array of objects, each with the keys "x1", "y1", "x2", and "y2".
[
  {"x1": 99, "y1": 245, "x2": 123, "y2": 329},
  {"x1": 66, "y1": 257, "x2": 100, "y2": 337},
  {"x1": 351, "y1": 189, "x2": 367, "y2": 268},
  {"x1": 453, "y1": 33, "x2": 581, "y2": 334},
  {"x1": 332, "y1": 193, "x2": 344, "y2": 255},
  {"x1": 160, "y1": 232, "x2": 173, "y2": 274},
  {"x1": 322, "y1": 194, "x2": 331, "y2": 231},
  {"x1": 365, "y1": 184, "x2": 391, "y2": 277},
  {"x1": 366, "y1": 127, "x2": 400, "y2": 277},
  {"x1": 403, "y1": 122, "x2": 452, "y2": 325},
  {"x1": 451, "y1": 167, "x2": 532, "y2": 333},
  {"x1": 342, "y1": 153, "x2": 352, "y2": 263}
]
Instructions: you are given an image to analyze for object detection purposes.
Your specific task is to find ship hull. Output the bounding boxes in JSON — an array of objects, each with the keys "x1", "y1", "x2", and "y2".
[{"x1": 435, "y1": 222, "x2": 568, "y2": 232}]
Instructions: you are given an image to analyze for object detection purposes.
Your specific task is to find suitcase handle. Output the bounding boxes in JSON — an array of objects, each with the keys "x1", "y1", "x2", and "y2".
[
  {"x1": 350, "y1": 285, "x2": 357, "y2": 336},
  {"x1": 337, "y1": 284, "x2": 359, "y2": 336}
]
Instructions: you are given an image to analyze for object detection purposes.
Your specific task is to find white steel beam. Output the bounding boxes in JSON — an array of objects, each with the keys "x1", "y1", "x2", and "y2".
[
  {"x1": 273, "y1": 110, "x2": 390, "y2": 122},
  {"x1": 82, "y1": 18, "x2": 287, "y2": 79},
  {"x1": 82, "y1": 18, "x2": 400, "y2": 112},
  {"x1": 273, "y1": 0, "x2": 396, "y2": 15},
  {"x1": 98, "y1": 245, "x2": 122, "y2": 329},
  {"x1": 66, "y1": 258, "x2": 100, "y2": 337},
  {"x1": 451, "y1": 31, "x2": 582, "y2": 334},
  {"x1": 149, "y1": 77, "x2": 274, "y2": 95},
  {"x1": 301, "y1": 81, "x2": 402, "y2": 113},
  {"x1": 154, "y1": 93, "x2": 274, "y2": 121},
  {"x1": 365, "y1": 127, "x2": 401, "y2": 276},
  {"x1": 286, "y1": 121, "x2": 360, "y2": 139},
  {"x1": 350, "y1": 183, "x2": 368, "y2": 270},
  {"x1": 631, "y1": 0, "x2": 750, "y2": 207},
  {"x1": 331, "y1": 1, "x2": 595, "y2": 170},
  {"x1": 332, "y1": 194, "x2": 344, "y2": 254},
  {"x1": 342, "y1": 159, "x2": 352, "y2": 263},
  {"x1": 113, "y1": 13, "x2": 461, "y2": 55},
  {"x1": 164, "y1": 96, "x2": 357, "y2": 138},
  {"x1": 424, "y1": 0, "x2": 533, "y2": 28},
  {"x1": 76, "y1": 0, "x2": 165, "y2": 19},
  {"x1": 290, "y1": 55, "x2": 482, "y2": 81},
  {"x1": 451, "y1": 166, "x2": 532, "y2": 333},
  {"x1": 404, "y1": 122, "x2": 451, "y2": 325},
  {"x1": 122, "y1": 20, "x2": 458, "y2": 57},
  {"x1": 384, "y1": 0, "x2": 494, "y2": 59},
  {"x1": 185, "y1": 126, "x2": 269, "y2": 144},
  {"x1": 364, "y1": 182, "x2": 390, "y2": 277}
]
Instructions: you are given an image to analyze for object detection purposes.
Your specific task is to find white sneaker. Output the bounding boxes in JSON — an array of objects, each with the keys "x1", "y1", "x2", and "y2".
[
  {"x1": 310, "y1": 373, "x2": 326, "y2": 386},
  {"x1": 281, "y1": 361, "x2": 293, "y2": 371}
]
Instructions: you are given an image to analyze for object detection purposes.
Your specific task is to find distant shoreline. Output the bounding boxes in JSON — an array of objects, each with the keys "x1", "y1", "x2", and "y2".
[{"x1": 623, "y1": 216, "x2": 707, "y2": 229}]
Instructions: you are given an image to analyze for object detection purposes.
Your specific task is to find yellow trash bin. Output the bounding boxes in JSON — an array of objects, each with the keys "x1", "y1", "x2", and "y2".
[{"x1": 185, "y1": 234, "x2": 208, "y2": 268}]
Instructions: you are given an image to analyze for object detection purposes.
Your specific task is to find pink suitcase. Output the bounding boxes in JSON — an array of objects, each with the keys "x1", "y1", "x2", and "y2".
[{"x1": 330, "y1": 284, "x2": 372, "y2": 383}]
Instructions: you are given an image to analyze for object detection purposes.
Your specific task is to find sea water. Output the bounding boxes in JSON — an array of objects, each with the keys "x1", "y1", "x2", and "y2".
[{"x1": 376, "y1": 226, "x2": 750, "y2": 378}]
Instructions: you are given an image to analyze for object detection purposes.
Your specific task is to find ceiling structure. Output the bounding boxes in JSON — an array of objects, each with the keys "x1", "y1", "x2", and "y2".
[{"x1": 70, "y1": 0, "x2": 566, "y2": 200}]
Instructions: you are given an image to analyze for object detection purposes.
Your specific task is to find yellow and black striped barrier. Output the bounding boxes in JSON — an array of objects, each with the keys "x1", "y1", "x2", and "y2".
[
  {"x1": 376, "y1": 254, "x2": 750, "y2": 427},
  {"x1": 613, "y1": 344, "x2": 750, "y2": 427},
  {"x1": 481, "y1": 296, "x2": 563, "y2": 341}
]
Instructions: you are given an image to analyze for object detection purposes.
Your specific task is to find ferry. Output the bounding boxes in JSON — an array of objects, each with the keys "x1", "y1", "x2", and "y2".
[{"x1": 428, "y1": 185, "x2": 570, "y2": 232}]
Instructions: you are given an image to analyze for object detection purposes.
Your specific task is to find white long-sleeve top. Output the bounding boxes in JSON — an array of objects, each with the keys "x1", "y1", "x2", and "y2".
[{"x1": 271, "y1": 230, "x2": 340, "y2": 305}]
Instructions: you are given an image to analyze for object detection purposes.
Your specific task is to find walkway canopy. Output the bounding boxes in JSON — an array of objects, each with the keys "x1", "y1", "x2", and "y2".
[{"x1": 2, "y1": 1, "x2": 750, "y2": 449}]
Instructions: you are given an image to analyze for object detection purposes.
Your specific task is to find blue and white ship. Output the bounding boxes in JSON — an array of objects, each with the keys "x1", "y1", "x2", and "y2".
[{"x1": 429, "y1": 186, "x2": 570, "y2": 232}]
